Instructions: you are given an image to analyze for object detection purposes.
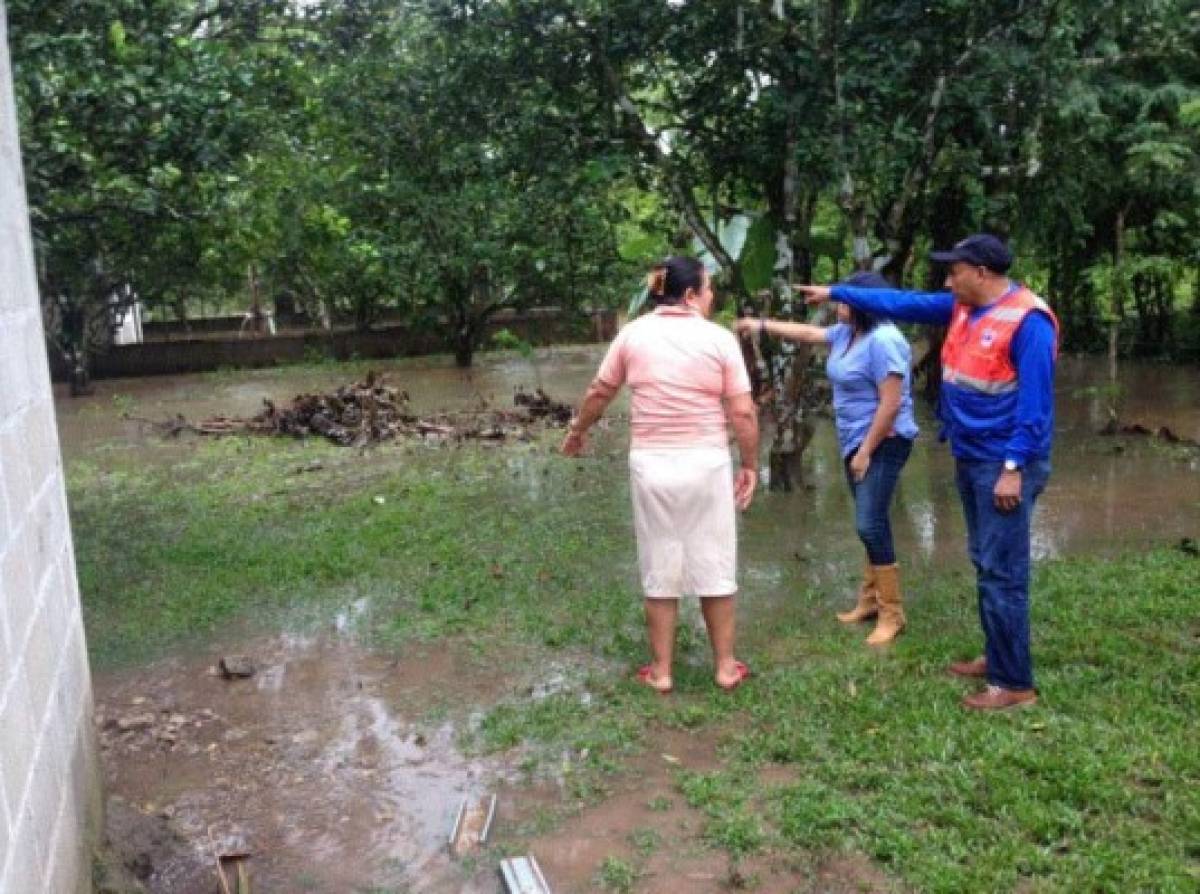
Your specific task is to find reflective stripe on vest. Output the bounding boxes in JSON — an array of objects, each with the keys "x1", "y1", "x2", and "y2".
[{"x1": 941, "y1": 286, "x2": 1059, "y2": 396}]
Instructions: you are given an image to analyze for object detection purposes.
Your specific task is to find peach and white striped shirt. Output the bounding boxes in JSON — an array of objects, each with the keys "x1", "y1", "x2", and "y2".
[{"x1": 597, "y1": 306, "x2": 751, "y2": 450}]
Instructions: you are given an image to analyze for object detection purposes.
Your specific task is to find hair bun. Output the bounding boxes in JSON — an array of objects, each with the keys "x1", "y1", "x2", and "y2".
[{"x1": 647, "y1": 266, "x2": 667, "y2": 297}]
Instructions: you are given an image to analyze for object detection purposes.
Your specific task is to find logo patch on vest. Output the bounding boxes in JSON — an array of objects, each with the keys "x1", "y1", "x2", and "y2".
[{"x1": 980, "y1": 329, "x2": 997, "y2": 348}]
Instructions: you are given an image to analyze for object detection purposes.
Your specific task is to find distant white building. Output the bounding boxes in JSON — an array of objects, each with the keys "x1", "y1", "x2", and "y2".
[{"x1": 111, "y1": 288, "x2": 143, "y2": 345}]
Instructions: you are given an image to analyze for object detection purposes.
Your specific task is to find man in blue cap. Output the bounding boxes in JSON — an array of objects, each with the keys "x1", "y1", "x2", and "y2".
[{"x1": 801, "y1": 234, "x2": 1058, "y2": 711}]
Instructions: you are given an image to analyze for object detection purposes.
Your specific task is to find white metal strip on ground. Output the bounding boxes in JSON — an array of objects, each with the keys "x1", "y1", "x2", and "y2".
[
  {"x1": 450, "y1": 793, "x2": 499, "y2": 857},
  {"x1": 448, "y1": 796, "x2": 468, "y2": 849},
  {"x1": 480, "y1": 793, "x2": 498, "y2": 844},
  {"x1": 500, "y1": 855, "x2": 552, "y2": 894}
]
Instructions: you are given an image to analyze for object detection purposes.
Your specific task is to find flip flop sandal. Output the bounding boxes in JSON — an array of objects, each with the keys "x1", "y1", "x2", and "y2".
[
  {"x1": 717, "y1": 660, "x2": 751, "y2": 692},
  {"x1": 636, "y1": 664, "x2": 673, "y2": 695}
]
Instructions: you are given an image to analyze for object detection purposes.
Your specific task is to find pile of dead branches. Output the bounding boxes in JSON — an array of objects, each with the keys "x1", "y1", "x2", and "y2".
[
  {"x1": 1099, "y1": 418, "x2": 1200, "y2": 452},
  {"x1": 513, "y1": 387, "x2": 574, "y2": 425},
  {"x1": 132, "y1": 374, "x2": 575, "y2": 447}
]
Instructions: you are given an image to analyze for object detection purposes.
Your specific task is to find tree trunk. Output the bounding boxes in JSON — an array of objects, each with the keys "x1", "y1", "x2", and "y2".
[
  {"x1": 454, "y1": 332, "x2": 475, "y2": 368},
  {"x1": 768, "y1": 449, "x2": 795, "y2": 492},
  {"x1": 1106, "y1": 322, "x2": 1119, "y2": 410},
  {"x1": 1108, "y1": 208, "x2": 1126, "y2": 420},
  {"x1": 454, "y1": 300, "x2": 476, "y2": 367},
  {"x1": 246, "y1": 264, "x2": 268, "y2": 336},
  {"x1": 767, "y1": 85, "x2": 802, "y2": 491},
  {"x1": 55, "y1": 300, "x2": 95, "y2": 397},
  {"x1": 756, "y1": 70, "x2": 827, "y2": 491},
  {"x1": 918, "y1": 182, "x2": 966, "y2": 404},
  {"x1": 67, "y1": 346, "x2": 92, "y2": 397},
  {"x1": 354, "y1": 299, "x2": 373, "y2": 333}
]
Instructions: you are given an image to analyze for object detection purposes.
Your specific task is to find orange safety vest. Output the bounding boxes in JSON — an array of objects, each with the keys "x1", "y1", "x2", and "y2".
[{"x1": 941, "y1": 286, "x2": 1059, "y2": 395}]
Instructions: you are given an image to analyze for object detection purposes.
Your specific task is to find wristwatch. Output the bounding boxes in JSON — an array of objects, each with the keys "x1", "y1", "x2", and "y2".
[{"x1": 1003, "y1": 459, "x2": 1021, "y2": 473}]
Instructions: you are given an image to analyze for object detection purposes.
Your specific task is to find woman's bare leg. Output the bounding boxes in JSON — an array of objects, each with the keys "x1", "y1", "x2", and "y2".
[
  {"x1": 700, "y1": 594, "x2": 741, "y2": 686},
  {"x1": 642, "y1": 598, "x2": 678, "y2": 690}
]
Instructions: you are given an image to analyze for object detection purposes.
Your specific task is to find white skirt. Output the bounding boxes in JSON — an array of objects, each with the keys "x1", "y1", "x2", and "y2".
[{"x1": 628, "y1": 447, "x2": 737, "y2": 599}]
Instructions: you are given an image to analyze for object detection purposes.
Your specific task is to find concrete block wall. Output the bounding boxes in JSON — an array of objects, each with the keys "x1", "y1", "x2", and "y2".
[
  {"x1": 0, "y1": 6, "x2": 101, "y2": 893},
  {"x1": 50, "y1": 308, "x2": 620, "y2": 381}
]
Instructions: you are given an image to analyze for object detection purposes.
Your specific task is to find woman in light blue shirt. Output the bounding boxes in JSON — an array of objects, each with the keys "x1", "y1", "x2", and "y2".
[{"x1": 735, "y1": 272, "x2": 918, "y2": 645}]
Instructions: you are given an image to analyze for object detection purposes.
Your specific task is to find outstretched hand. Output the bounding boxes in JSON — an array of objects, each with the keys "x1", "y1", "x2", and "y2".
[
  {"x1": 733, "y1": 317, "x2": 758, "y2": 337},
  {"x1": 797, "y1": 285, "x2": 832, "y2": 306}
]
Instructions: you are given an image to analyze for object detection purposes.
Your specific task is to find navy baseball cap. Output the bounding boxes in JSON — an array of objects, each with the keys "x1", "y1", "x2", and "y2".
[
  {"x1": 841, "y1": 271, "x2": 890, "y2": 289},
  {"x1": 929, "y1": 234, "x2": 1013, "y2": 273}
]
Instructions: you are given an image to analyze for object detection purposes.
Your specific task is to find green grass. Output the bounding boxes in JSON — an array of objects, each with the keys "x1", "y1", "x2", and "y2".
[
  {"x1": 68, "y1": 431, "x2": 1200, "y2": 891},
  {"x1": 698, "y1": 553, "x2": 1197, "y2": 891},
  {"x1": 596, "y1": 856, "x2": 641, "y2": 892},
  {"x1": 69, "y1": 432, "x2": 642, "y2": 666},
  {"x1": 627, "y1": 827, "x2": 661, "y2": 856}
]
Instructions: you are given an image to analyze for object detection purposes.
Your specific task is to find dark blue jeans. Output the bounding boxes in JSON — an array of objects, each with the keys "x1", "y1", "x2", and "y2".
[
  {"x1": 954, "y1": 458, "x2": 1051, "y2": 691},
  {"x1": 844, "y1": 436, "x2": 913, "y2": 566}
]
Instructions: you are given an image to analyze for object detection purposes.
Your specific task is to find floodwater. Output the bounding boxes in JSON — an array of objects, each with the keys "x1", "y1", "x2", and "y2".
[
  {"x1": 59, "y1": 347, "x2": 1200, "y2": 892},
  {"x1": 56, "y1": 346, "x2": 1200, "y2": 570}
]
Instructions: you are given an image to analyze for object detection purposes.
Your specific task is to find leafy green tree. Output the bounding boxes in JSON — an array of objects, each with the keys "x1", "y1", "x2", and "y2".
[
  {"x1": 13, "y1": 0, "x2": 1198, "y2": 395},
  {"x1": 9, "y1": 0, "x2": 295, "y2": 388},
  {"x1": 310, "y1": 1, "x2": 632, "y2": 364},
  {"x1": 1022, "y1": 0, "x2": 1200, "y2": 360}
]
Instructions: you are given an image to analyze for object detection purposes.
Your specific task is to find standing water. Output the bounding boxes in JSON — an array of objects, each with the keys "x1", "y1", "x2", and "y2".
[{"x1": 56, "y1": 347, "x2": 1200, "y2": 567}]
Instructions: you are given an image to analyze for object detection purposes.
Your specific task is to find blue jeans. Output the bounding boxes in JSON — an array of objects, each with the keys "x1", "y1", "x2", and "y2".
[
  {"x1": 954, "y1": 458, "x2": 1051, "y2": 691},
  {"x1": 844, "y1": 436, "x2": 913, "y2": 566}
]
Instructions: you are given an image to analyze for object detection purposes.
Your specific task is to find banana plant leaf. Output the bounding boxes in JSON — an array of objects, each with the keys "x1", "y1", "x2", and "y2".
[{"x1": 629, "y1": 213, "x2": 759, "y2": 317}]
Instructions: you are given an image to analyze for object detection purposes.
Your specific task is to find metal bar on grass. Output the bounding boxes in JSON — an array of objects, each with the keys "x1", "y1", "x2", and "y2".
[{"x1": 499, "y1": 855, "x2": 552, "y2": 894}]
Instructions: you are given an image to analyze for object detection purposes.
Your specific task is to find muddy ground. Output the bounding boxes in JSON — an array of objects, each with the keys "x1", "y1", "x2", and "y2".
[
  {"x1": 92, "y1": 624, "x2": 888, "y2": 893},
  {"x1": 94, "y1": 629, "x2": 515, "y2": 892}
]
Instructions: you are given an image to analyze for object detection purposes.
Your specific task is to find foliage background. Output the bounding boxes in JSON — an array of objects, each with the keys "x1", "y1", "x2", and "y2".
[{"x1": 9, "y1": 0, "x2": 1200, "y2": 372}]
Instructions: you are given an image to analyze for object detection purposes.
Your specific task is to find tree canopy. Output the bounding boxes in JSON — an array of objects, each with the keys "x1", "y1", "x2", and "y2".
[{"x1": 9, "y1": 0, "x2": 1200, "y2": 380}]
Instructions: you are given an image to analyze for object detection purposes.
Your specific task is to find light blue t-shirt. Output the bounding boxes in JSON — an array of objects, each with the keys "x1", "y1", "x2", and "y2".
[{"x1": 824, "y1": 322, "x2": 919, "y2": 457}]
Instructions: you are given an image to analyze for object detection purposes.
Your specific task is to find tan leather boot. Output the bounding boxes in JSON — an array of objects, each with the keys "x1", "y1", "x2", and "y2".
[
  {"x1": 836, "y1": 562, "x2": 878, "y2": 624},
  {"x1": 866, "y1": 564, "x2": 905, "y2": 645}
]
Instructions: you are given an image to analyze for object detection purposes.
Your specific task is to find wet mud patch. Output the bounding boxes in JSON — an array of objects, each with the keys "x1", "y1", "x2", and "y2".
[
  {"x1": 95, "y1": 796, "x2": 207, "y2": 893},
  {"x1": 95, "y1": 630, "x2": 537, "y2": 892},
  {"x1": 492, "y1": 728, "x2": 890, "y2": 893},
  {"x1": 497, "y1": 729, "x2": 724, "y2": 892}
]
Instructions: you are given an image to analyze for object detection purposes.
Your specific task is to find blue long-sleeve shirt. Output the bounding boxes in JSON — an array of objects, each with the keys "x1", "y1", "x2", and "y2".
[{"x1": 829, "y1": 285, "x2": 1056, "y2": 465}]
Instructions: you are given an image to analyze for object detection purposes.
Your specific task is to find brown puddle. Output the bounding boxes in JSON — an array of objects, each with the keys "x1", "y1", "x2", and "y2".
[{"x1": 95, "y1": 627, "x2": 533, "y2": 892}]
